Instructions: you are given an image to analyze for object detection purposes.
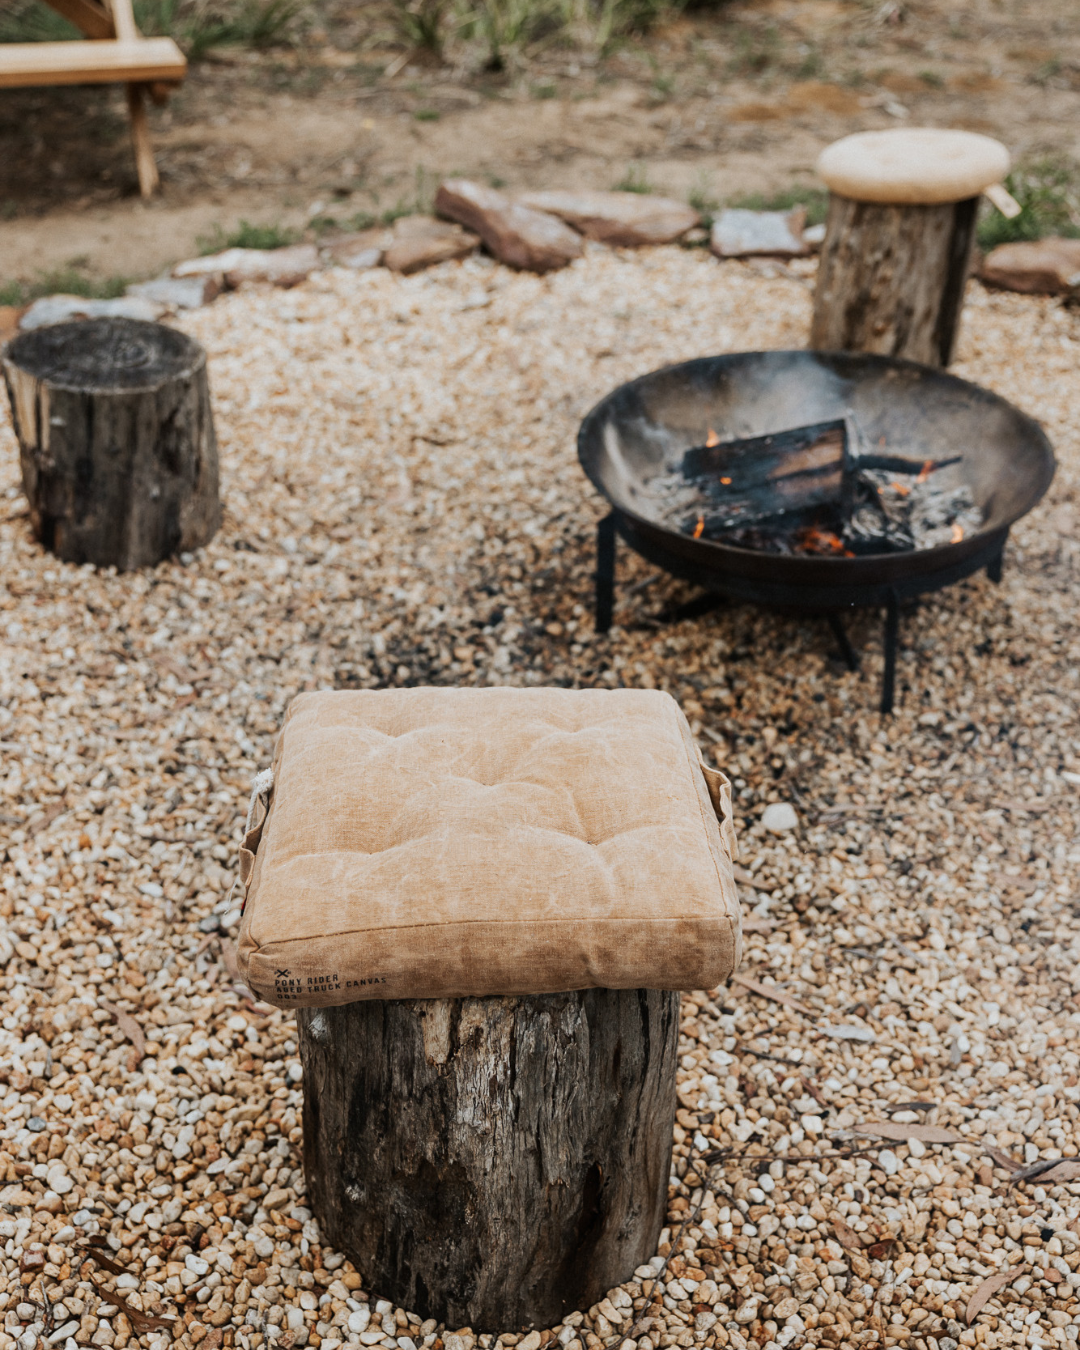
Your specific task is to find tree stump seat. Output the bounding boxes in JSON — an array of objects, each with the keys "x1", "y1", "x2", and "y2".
[
  {"x1": 2, "y1": 317, "x2": 220, "y2": 570},
  {"x1": 810, "y1": 128, "x2": 1011, "y2": 366}
]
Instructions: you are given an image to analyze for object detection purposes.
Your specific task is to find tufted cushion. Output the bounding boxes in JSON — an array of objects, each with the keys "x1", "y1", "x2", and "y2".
[{"x1": 237, "y1": 687, "x2": 741, "y2": 1007}]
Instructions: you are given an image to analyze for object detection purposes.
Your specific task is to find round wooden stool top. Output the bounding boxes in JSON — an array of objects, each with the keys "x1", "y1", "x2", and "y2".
[{"x1": 817, "y1": 128, "x2": 1010, "y2": 204}]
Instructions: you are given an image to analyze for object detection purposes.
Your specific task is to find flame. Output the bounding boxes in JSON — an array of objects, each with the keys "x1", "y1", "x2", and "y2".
[
  {"x1": 720, "y1": 476, "x2": 732, "y2": 485},
  {"x1": 692, "y1": 516, "x2": 705, "y2": 539},
  {"x1": 916, "y1": 459, "x2": 934, "y2": 484},
  {"x1": 705, "y1": 428, "x2": 720, "y2": 447},
  {"x1": 951, "y1": 523, "x2": 964, "y2": 543},
  {"x1": 798, "y1": 526, "x2": 855, "y2": 557}
]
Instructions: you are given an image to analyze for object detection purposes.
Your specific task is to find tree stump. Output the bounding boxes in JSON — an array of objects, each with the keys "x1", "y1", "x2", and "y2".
[
  {"x1": 2, "y1": 317, "x2": 220, "y2": 569},
  {"x1": 809, "y1": 128, "x2": 1010, "y2": 367},
  {"x1": 810, "y1": 195, "x2": 979, "y2": 366},
  {"x1": 297, "y1": 988, "x2": 680, "y2": 1332}
]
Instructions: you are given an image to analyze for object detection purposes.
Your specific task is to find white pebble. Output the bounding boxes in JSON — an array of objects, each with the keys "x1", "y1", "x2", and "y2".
[{"x1": 762, "y1": 802, "x2": 799, "y2": 833}]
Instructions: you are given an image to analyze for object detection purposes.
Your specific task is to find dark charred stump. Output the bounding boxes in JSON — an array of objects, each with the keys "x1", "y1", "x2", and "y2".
[
  {"x1": 810, "y1": 195, "x2": 979, "y2": 367},
  {"x1": 297, "y1": 989, "x2": 680, "y2": 1332},
  {"x1": 2, "y1": 317, "x2": 220, "y2": 569}
]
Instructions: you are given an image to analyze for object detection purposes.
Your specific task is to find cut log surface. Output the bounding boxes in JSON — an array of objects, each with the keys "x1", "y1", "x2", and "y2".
[
  {"x1": 2, "y1": 317, "x2": 220, "y2": 569},
  {"x1": 810, "y1": 194, "x2": 978, "y2": 366},
  {"x1": 298, "y1": 988, "x2": 680, "y2": 1331}
]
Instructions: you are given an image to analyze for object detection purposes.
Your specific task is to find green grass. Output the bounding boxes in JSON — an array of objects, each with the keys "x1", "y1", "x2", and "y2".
[
  {"x1": 198, "y1": 219, "x2": 299, "y2": 254},
  {"x1": 977, "y1": 160, "x2": 1080, "y2": 251},
  {"x1": 0, "y1": 0, "x2": 302, "y2": 60},
  {"x1": 613, "y1": 163, "x2": 652, "y2": 194},
  {"x1": 917, "y1": 68, "x2": 944, "y2": 88},
  {"x1": 0, "y1": 263, "x2": 129, "y2": 309},
  {"x1": 414, "y1": 108, "x2": 441, "y2": 120},
  {"x1": 728, "y1": 185, "x2": 830, "y2": 228}
]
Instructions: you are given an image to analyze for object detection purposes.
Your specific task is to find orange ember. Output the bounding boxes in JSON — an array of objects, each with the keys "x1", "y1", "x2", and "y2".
[
  {"x1": 705, "y1": 428, "x2": 720, "y2": 447},
  {"x1": 951, "y1": 523, "x2": 964, "y2": 543},
  {"x1": 890, "y1": 482, "x2": 911, "y2": 496},
  {"x1": 720, "y1": 476, "x2": 732, "y2": 485},
  {"x1": 692, "y1": 516, "x2": 705, "y2": 539},
  {"x1": 916, "y1": 459, "x2": 934, "y2": 484},
  {"x1": 798, "y1": 526, "x2": 855, "y2": 557}
]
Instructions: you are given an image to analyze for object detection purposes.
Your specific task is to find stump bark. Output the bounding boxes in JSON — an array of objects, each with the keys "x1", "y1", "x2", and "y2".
[
  {"x1": 810, "y1": 194, "x2": 979, "y2": 366},
  {"x1": 297, "y1": 989, "x2": 680, "y2": 1332},
  {"x1": 2, "y1": 317, "x2": 220, "y2": 569}
]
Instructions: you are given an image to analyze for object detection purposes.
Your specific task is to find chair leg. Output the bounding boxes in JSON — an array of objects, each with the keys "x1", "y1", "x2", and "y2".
[{"x1": 127, "y1": 83, "x2": 159, "y2": 198}]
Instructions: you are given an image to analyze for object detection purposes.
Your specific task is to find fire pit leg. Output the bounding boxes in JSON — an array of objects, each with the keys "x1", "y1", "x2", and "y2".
[
  {"x1": 595, "y1": 511, "x2": 617, "y2": 632},
  {"x1": 827, "y1": 612, "x2": 860, "y2": 673},
  {"x1": 986, "y1": 547, "x2": 1004, "y2": 584},
  {"x1": 881, "y1": 591, "x2": 900, "y2": 715}
]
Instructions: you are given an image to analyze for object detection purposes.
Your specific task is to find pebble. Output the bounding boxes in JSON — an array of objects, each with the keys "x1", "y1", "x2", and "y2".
[{"x1": 761, "y1": 802, "x2": 799, "y2": 833}]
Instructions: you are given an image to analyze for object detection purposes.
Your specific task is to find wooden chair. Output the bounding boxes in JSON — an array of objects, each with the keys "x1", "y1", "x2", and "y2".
[{"x1": 0, "y1": 0, "x2": 186, "y2": 197}]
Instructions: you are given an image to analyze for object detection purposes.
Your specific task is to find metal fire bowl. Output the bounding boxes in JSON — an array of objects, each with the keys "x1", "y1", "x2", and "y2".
[{"x1": 577, "y1": 350, "x2": 1056, "y2": 610}]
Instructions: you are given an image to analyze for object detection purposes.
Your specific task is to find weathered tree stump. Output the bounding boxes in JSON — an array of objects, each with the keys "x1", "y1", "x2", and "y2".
[
  {"x1": 2, "y1": 317, "x2": 220, "y2": 569},
  {"x1": 810, "y1": 195, "x2": 979, "y2": 366},
  {"x1": 810, "y1": 128, "x2": 1011, "y2": 367},
  {"x1": 298, "y1": 988, "x2": 680, "y2": 1332}
]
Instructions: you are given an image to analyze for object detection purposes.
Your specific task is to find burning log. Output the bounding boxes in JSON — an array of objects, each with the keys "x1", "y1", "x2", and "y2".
[{"x1": 650, "y1": 416, "x2": 981, "y2": 557}]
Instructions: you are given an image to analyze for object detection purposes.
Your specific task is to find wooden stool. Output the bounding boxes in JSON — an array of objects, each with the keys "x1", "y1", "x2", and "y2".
[
  {"x1": 810, "y1": 128, "x2": 1010, "y2": 366},
  {"x1": 236, "y1": 687, "x2": 741, "y2": 1331},
  {"x1": 2, "y1": 317, "x2": 221, "y2": 569}
]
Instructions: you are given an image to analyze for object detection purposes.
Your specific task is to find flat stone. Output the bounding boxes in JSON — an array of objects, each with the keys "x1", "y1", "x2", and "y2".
[
  {"x1": 762, "y1": 802, "x2": 799, "y2": 833},
  {"x1": 323, "y1": 228, "x2": 391, "y2": 270},
  {"x1": 174, "y1": 244, "x2": 320, "y2": 289},
  {"x1": 516, "y1": 190, "x2": 699, "y2": 246},
  {"x1": 383, "y1": 216, "x2": 480, "y2": 275},
  {"x1": 979, "y1": 237, "x2": 1080, "y2": 294},
  {"x1": 19, "y1": 294, "x2": 165, "y2": 330},
  {"x1": 435, "y1": 179, "x2": 583, "y2": 274},
  {"x1": 710, "y1": 208, "x2": 809, "y2": 259},
  {"x1": 127, "y1": 275, "x2": 222, "y2": 310}
]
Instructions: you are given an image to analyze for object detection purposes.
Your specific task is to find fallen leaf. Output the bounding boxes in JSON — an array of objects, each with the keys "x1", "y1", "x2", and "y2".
[
  {"x1": 733, "y1": 866, "x2": 776, "y2": 892},
  {"x1": 966, "y1": 1268, "x2": 1022, "y2": 1324},
  {"x1": 730, "y1": 973, "x2": 813, "y2": 1014},
  {"x1": 1010, "y1": 1157, "x2": 1080, "y2": 1185},
  {"x1": 79, "y1": 1240, "x2": 128, "y2": 1278},
  {"x1": 853, "y1": 1121, "x2": 963, "y2": 1144},
  {"x1": 99, "y1": 999, "x2": 146, "y2": 1063},
  {"x1": 219, "y1": 937, "x2": 241, "y2": 980},
  {"x1": 106, "y1": 1289, "x2": 175, "y2": 1334},
  {"x1": 27, "y1": 801, "x2": 65, "y2": 837},
  {"x1": 866, "y1": 1239, "x2": 896, "y2": 1260},
  {"x1": 984, "y1": 1144, "x2": 1024, "y2": 1173},
  {"x1": 820, "y1": 1024, "x2": 876, "y2": 1043},
  {"x1": 831, "y1": 1218, "x2": 867, "y2": 1250},
  {"x1": 886, "y1": 1101, "x2": 937, "y2": 1116}
]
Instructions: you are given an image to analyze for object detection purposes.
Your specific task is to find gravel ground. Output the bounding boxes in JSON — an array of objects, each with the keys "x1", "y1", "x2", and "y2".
[{"x1": 2, "y1": 245, "x2": 1080, "y2": 1350}]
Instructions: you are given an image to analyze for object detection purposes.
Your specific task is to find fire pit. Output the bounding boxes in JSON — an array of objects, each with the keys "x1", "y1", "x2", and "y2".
[{"x1": 578, "y1": 350, "x2": 1055, "y2": 712}]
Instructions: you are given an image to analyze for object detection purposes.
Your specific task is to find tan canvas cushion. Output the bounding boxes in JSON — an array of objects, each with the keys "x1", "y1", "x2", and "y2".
[
  {"x1": 817, "y1": 128, "x2": 1010, "y2": 204},
  {"x1": 237, "y1": 687, "x2": 741, "y2": 1007}
]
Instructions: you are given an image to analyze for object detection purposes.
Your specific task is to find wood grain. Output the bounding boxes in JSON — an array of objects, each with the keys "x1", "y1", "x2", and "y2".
[
  {"x1": 298, "y1": 988, "x2": 680, "y2": 1330},
  {"x1": 810, "y1": 194, "x2": 979, "y2": 366}
]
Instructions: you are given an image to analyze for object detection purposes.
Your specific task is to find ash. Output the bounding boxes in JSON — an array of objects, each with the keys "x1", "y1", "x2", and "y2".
[{"x1": 847, "y1": 468, "x2": 985, "y2": 553}]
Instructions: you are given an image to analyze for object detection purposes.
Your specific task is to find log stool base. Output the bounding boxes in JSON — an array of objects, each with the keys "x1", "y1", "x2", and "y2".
[
  {"x1": 298, "y1": 988, "x2": 680, "y2": 1331},
  {"x1": 2, "y1": 316, "x2": 220, "y2": 569},
  {"x1": 810, "y1": 194, "x2": 979, "y2": 367}
]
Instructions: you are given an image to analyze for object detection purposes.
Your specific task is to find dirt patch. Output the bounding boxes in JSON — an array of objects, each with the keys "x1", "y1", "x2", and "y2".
[{"x1": 0, "y1": 0, "x2": 1078, "y2": 283}]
